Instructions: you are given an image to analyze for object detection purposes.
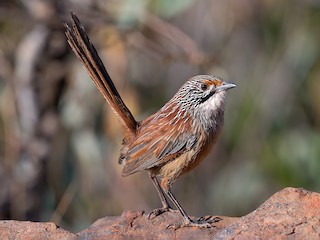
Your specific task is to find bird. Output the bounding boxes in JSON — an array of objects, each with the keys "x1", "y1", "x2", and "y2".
[{"x1": 64, "y1": 12, "x2": 236, "y2": 228}]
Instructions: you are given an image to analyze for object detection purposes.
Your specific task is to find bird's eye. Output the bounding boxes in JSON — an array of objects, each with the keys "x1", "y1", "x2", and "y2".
[{"x1": 200, "y1": 83, "x2": 208, "y2": 91}]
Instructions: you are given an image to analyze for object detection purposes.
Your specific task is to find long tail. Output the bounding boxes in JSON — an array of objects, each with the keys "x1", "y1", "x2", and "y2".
[{"x1": 64, "y1": 13, "x2": 137, "y2": 138}]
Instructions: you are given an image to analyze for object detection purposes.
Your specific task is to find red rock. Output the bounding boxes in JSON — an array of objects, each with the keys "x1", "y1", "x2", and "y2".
[
  {"x1": 214, "y1": 187, "x2": 320, "y2": 239},
  {"x1": 0, "y1": 188, "x2": 319, "y2": 239},
  {"x1": 0, "y1": 221, "x2": 74, "y2": 240},
  {"x1": 77, "y1": 210, "x2": 237, "y2": 240}
]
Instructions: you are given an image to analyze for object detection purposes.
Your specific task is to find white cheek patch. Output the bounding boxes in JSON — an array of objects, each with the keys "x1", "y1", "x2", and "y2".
[
  {"x1": 201, "y1": 91, "x2": 226, "y2": 113},
  {"x1": 194, "y1": 91, "x2": 226, "y2": 131}
]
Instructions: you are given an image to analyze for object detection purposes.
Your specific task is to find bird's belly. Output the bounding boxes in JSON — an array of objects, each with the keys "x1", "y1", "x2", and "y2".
[
  {"x1": 183, "y1": 140, "x2": 212, "y2": 174},
  {"x1": 158, "y1": 139, "x2": 213, "y2": 185}
]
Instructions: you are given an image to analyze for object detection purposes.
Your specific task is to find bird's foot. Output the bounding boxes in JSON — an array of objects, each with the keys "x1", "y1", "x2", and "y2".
[
  {"x1": 167, "y1": 216, "x2": 222, "y2": 230},
  {"x1": 148, "y1": 207, "x2": 174, "y2": 219},
  {"x1": 196, "y1": 215, "x2": 222, "y2": 223}
]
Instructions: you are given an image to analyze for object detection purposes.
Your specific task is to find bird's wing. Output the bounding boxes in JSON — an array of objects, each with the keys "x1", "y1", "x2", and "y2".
[{"x1": 121, "y1": 114, "x2": 197, "y2": 177}]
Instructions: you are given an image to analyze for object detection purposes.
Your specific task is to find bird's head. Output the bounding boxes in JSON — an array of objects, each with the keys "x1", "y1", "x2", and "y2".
[{"x1": 177, "y1": 75, "x2": 236, "y2": 110}]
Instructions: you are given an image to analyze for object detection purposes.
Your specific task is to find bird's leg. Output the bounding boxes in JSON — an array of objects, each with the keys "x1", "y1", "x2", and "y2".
[
  {"x1": 163, "y1": 186, "x2": 213, "y2": 229},
  {"x1": 148, "y1": 172, "x2": 173, "y2": 219}
]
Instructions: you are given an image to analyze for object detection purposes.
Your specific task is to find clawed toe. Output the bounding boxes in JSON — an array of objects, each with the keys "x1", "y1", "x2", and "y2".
[
  {"x1": 167, "y1": 216, "x2": 222, "y2": 230},
  {"x1": 196, "y1": 216, "x2": 222, "y2": 223},
  {"x1": 167, "y1": 220, "x2": 211, "y2": 230},
  {"x1": 148, "y1": 207, "x2": 173, "y2": 219}
]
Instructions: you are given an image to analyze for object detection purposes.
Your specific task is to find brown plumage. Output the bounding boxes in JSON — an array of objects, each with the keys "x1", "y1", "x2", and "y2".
[{"x1": 64, "y1": 13, "x2": 236, "y2": 228}]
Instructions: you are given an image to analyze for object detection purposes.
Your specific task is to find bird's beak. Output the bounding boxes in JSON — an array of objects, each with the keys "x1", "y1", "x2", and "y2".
[{"x1": 215, "y1": 82, "x2": 236, "y2": 92}]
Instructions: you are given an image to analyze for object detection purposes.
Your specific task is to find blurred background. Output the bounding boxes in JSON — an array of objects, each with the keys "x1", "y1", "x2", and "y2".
[{"x1": 0, "y1": 0, "x2": 320, "y2": 232}]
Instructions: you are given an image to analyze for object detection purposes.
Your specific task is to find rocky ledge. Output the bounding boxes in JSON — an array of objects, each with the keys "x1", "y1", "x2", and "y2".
[{"x1": 0, "y1": 187, "x2": 319, "y2": 239}]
